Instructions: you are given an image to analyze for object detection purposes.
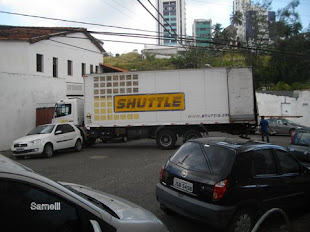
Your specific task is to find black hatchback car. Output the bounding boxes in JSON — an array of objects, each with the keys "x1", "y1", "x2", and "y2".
[{"x1": 156, "y1": 137, "x2": 310, "y2": 232}]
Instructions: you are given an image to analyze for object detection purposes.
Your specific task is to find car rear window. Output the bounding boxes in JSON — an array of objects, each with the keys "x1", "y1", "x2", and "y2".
[
  {"x1": 202, "y1": 144, "x2": 236, "y2": 174},
  {"x1": 293, "y1": 131, "x2": 310, "y2": 146},
  {"x1": 170, "y1": 142, "x2": 210, "y2": 172}
]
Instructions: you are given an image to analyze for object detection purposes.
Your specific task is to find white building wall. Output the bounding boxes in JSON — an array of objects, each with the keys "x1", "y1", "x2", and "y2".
[
  {"x1": 0, "y1": 31, "x2": 104, "y2": 150},
  {"x1": 0, "y1": 72, "x2": 66, "y2": 150},
  {"x1": 256, "y1": 91, "x2": 310, "y2": 127},
  {"x1": 0, "y1": 32, "x2": 103, "y2": 85}
]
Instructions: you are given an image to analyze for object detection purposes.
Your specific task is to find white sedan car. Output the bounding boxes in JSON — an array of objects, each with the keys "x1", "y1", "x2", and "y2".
[{"x1": 11, "y1": 123, "x2": 83, "y2": 159}]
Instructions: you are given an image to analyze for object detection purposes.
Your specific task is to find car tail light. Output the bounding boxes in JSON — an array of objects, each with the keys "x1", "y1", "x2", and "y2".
[
  {"x1": 213, "y1": 179, "x2": 229, "y2": 200},
  {"x1": 159, "y1": 164, "x2": 165, "y2": 182}
]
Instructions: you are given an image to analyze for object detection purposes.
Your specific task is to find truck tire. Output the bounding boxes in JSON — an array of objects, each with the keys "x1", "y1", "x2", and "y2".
[
  {"x1": 183, "y1": 129, "x2": 202, "y2": 143},
  {"x1": 42, "y1": 143, "x2": 53, "y2": 158},
  {"x1": 156, "y1": 130, "x2": 176, "y2": 150},
  {"x1": 85, "y1": 138, "x2": 96, "y2": 146}
]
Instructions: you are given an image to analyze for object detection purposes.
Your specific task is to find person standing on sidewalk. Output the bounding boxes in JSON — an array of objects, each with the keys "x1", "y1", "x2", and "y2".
[{"x1": 260, "y1": 116, "x2": 270, "y2": 143}]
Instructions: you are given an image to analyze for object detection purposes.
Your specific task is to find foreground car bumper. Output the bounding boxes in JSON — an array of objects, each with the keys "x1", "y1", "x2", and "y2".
[{"x1": 156, "y1": 183, "x2": 236, "y2": 229}]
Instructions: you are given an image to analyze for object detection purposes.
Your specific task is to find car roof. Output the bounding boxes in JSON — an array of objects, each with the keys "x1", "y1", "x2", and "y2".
[
  {"x1": 191, "y1": 137, "x2": 286, "y2": 153},
  {"x1": 37, "y1": 122, "x2": 75, "y2": 126},
  {"x1": 295, "y1": 127, "x2": 310, "y2": 132}
]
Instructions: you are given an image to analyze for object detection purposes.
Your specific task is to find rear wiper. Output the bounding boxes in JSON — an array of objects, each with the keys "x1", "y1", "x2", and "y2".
[{"x1": 179, "y1": 154, "x2": 189, "y2": 164}]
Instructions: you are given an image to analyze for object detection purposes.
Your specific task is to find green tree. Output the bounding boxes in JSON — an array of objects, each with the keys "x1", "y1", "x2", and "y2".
[
  {"x1": 171, "y1": 47, "x2": 216, "y2": 69},
  {"x1": 230, "y1": 11, "x2": 243, "y2": 26}
]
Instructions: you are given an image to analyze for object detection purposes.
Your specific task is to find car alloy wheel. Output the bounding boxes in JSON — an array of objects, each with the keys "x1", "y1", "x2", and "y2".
[
  {"x1": 42, "y1": 143, "x2": 53, "y2": 158},
  {"x1": 74, "y1": 139, "x2": 82, "y2": 152},
  {"x1": 230, "y1": 209, "x2": 254, "y2": 232}
]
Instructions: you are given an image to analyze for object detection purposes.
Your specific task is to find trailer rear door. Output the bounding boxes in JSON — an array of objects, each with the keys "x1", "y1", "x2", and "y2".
[{"x1": 227, "y1": 68, "x2": 255, "y2": 123}]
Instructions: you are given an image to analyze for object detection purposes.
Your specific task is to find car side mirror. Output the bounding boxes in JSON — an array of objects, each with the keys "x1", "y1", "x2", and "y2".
[
  {"x1": 55, "y1": 130, "x2": 62, "y2": 135},
  {"x1": 90, "y1": 220, "x2": 102, "y2": 232}
]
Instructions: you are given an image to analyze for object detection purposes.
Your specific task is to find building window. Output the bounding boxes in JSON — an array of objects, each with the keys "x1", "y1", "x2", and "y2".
[
  {"x1": 36, "y1": 54, "x2": 43, "y2": 72},
  {"x1": 95, "y1": 66, "x2": 99, "y2": 73},
  {"x1": 53, "y1": 57, "x2": 58, "y2": 78},
  {"x1": 82, "y1": 63, "x2": 86, "y2": 76},
  {"x1": 90, "y1": 65, "x2": 93, "y2": 74},
  {"x1": 67, "y1": 60, "x2": 73, "y2": 76}
]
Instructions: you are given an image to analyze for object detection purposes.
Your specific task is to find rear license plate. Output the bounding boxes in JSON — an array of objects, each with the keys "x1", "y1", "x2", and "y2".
[{"x1": 173, "y1": 177, "x2": 193, "y2": 193}]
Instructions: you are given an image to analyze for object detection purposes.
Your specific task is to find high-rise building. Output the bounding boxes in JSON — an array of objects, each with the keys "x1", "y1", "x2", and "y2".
[
  {"x1": 233, "y1": 0, "x2": 251, "y2": 42},
  {"x1": 157, "y1": 0, "x2": 186, "y2": 46},
  {"x1": 192, "y1": 19, "x2": 212, "y2": 47},
  {"x1": 233, "y1": 0, "x2": 275, "y2": 45}
]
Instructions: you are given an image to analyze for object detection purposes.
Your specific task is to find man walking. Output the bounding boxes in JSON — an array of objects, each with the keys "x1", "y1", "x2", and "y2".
[{"x1": 260, "y1": 116, "x2": 270, "y2": 143}]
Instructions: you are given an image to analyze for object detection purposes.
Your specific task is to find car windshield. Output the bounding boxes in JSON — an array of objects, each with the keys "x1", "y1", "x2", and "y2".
[
  {"x1": 293, "y1": 131, "x2": 310, "y2": 146},
  {"x1": 284, "y1": 119, "x2": 296, "y2": 125},
  {"x1": 54, "y1": 103, "x2": 72, "y2": 118},
  {"x1": 27, "y1": 125, "x2": 55, "y2": 135}
]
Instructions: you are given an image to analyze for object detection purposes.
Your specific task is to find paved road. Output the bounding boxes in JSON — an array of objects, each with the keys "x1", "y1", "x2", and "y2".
[{"x1": 3, "y1": 132, "x2": 310, "y2": 232}]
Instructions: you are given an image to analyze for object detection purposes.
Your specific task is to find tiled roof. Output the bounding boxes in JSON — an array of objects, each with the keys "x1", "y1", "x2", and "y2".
[
  {"x1": 0, "y1": 25, "x2": 105, "y2": 52},
  {"x1": 100, "y1": 63, "x2": 128, "y2": 73}
]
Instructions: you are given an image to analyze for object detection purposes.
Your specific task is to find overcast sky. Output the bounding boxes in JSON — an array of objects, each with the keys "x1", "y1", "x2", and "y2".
[{"x1": 0, "y1": 0, "x2": 309, "y2": 55}]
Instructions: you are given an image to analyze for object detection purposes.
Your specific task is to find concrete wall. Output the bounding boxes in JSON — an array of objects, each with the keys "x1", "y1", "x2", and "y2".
[
  {"x1": 256, "y1": 91, "x2": 310, "y2": 127},
  {"x1": 0, "y1": 72, "x2": 66, "y2": 150}
]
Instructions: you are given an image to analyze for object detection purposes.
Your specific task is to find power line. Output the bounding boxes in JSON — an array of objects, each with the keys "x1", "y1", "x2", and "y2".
[
  {"x1": 1, "y1": 10, "x2": 309, "y2": 58},
  {"x1": 0, "y1": 10, "x2": 158, "y2": 34}
]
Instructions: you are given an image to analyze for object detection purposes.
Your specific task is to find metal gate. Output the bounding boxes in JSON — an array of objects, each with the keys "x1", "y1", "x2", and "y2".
[{"x1": 36, "y1": 107, "x2": 54, "y2": 126}]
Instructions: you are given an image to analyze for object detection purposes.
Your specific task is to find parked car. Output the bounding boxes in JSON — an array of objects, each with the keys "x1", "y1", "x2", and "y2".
[
  {"x1": 288, "y1": 128, "x2": 310, "y2": 163},
  {"x1": 0, "y1": 154, "x2": 168, "y2": 232},
  {"x1": 11, "y1": 123, "x2": 83, "y2": 159},
  {"x1": 266, "y1": 118, "x2": 305, "y2": 135},
  {"x1": 156, "y1": 137, "x2": 310, "y2": 232}
]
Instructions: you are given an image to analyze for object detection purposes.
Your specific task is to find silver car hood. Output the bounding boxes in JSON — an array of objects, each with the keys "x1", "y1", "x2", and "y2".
[{"x1": 60, "y1": 182, "x2": 158, "y2": 221}]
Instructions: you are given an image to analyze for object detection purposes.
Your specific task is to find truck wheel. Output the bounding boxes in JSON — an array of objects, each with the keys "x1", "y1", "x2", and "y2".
[
  {"x1": 156, "y1": 130, "x2": 176, "y2": 150},
  {"x1": 42, "y1": 143, "x2": 53, "y2": 158},
  {"x1": 85, "y1": 138, "x2": 96, "y2": 146},
  {"x1": 74, "y1": 139, "x2": 82, "y2": 152},
  {"x1": 183, "y1": 129, "x2": 202, "y2": 143}
]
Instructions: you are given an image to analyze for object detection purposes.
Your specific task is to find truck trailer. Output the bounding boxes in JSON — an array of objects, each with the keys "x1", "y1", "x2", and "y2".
[{"x1": 52, "y1": 67, "x2": 256, "y2": 149}]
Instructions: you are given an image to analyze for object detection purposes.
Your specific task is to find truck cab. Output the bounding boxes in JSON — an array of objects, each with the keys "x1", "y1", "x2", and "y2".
[{"x1": 52, "y1": 98, "x2": 84, "y2": 126}]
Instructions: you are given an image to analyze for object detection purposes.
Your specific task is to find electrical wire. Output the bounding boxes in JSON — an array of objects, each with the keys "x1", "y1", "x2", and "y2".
[{"x1": 0, "y1": 10, "x2": 309, "y2": 58}]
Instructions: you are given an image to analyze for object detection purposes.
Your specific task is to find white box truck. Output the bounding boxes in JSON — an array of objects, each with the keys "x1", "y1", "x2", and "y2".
[{"x1": 52, "y1": 67, "x2": 256, "y2": 149}]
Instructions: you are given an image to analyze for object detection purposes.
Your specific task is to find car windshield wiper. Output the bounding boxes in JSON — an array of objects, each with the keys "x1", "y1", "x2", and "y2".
[{"x1": 66, "y1": 186, "x2": 120, "y2": 218}]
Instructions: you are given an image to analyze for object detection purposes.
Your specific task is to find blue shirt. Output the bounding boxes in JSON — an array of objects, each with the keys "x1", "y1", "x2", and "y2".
[{"x1": 260, "y1": 119, "x2": 269, "y2": 132}]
